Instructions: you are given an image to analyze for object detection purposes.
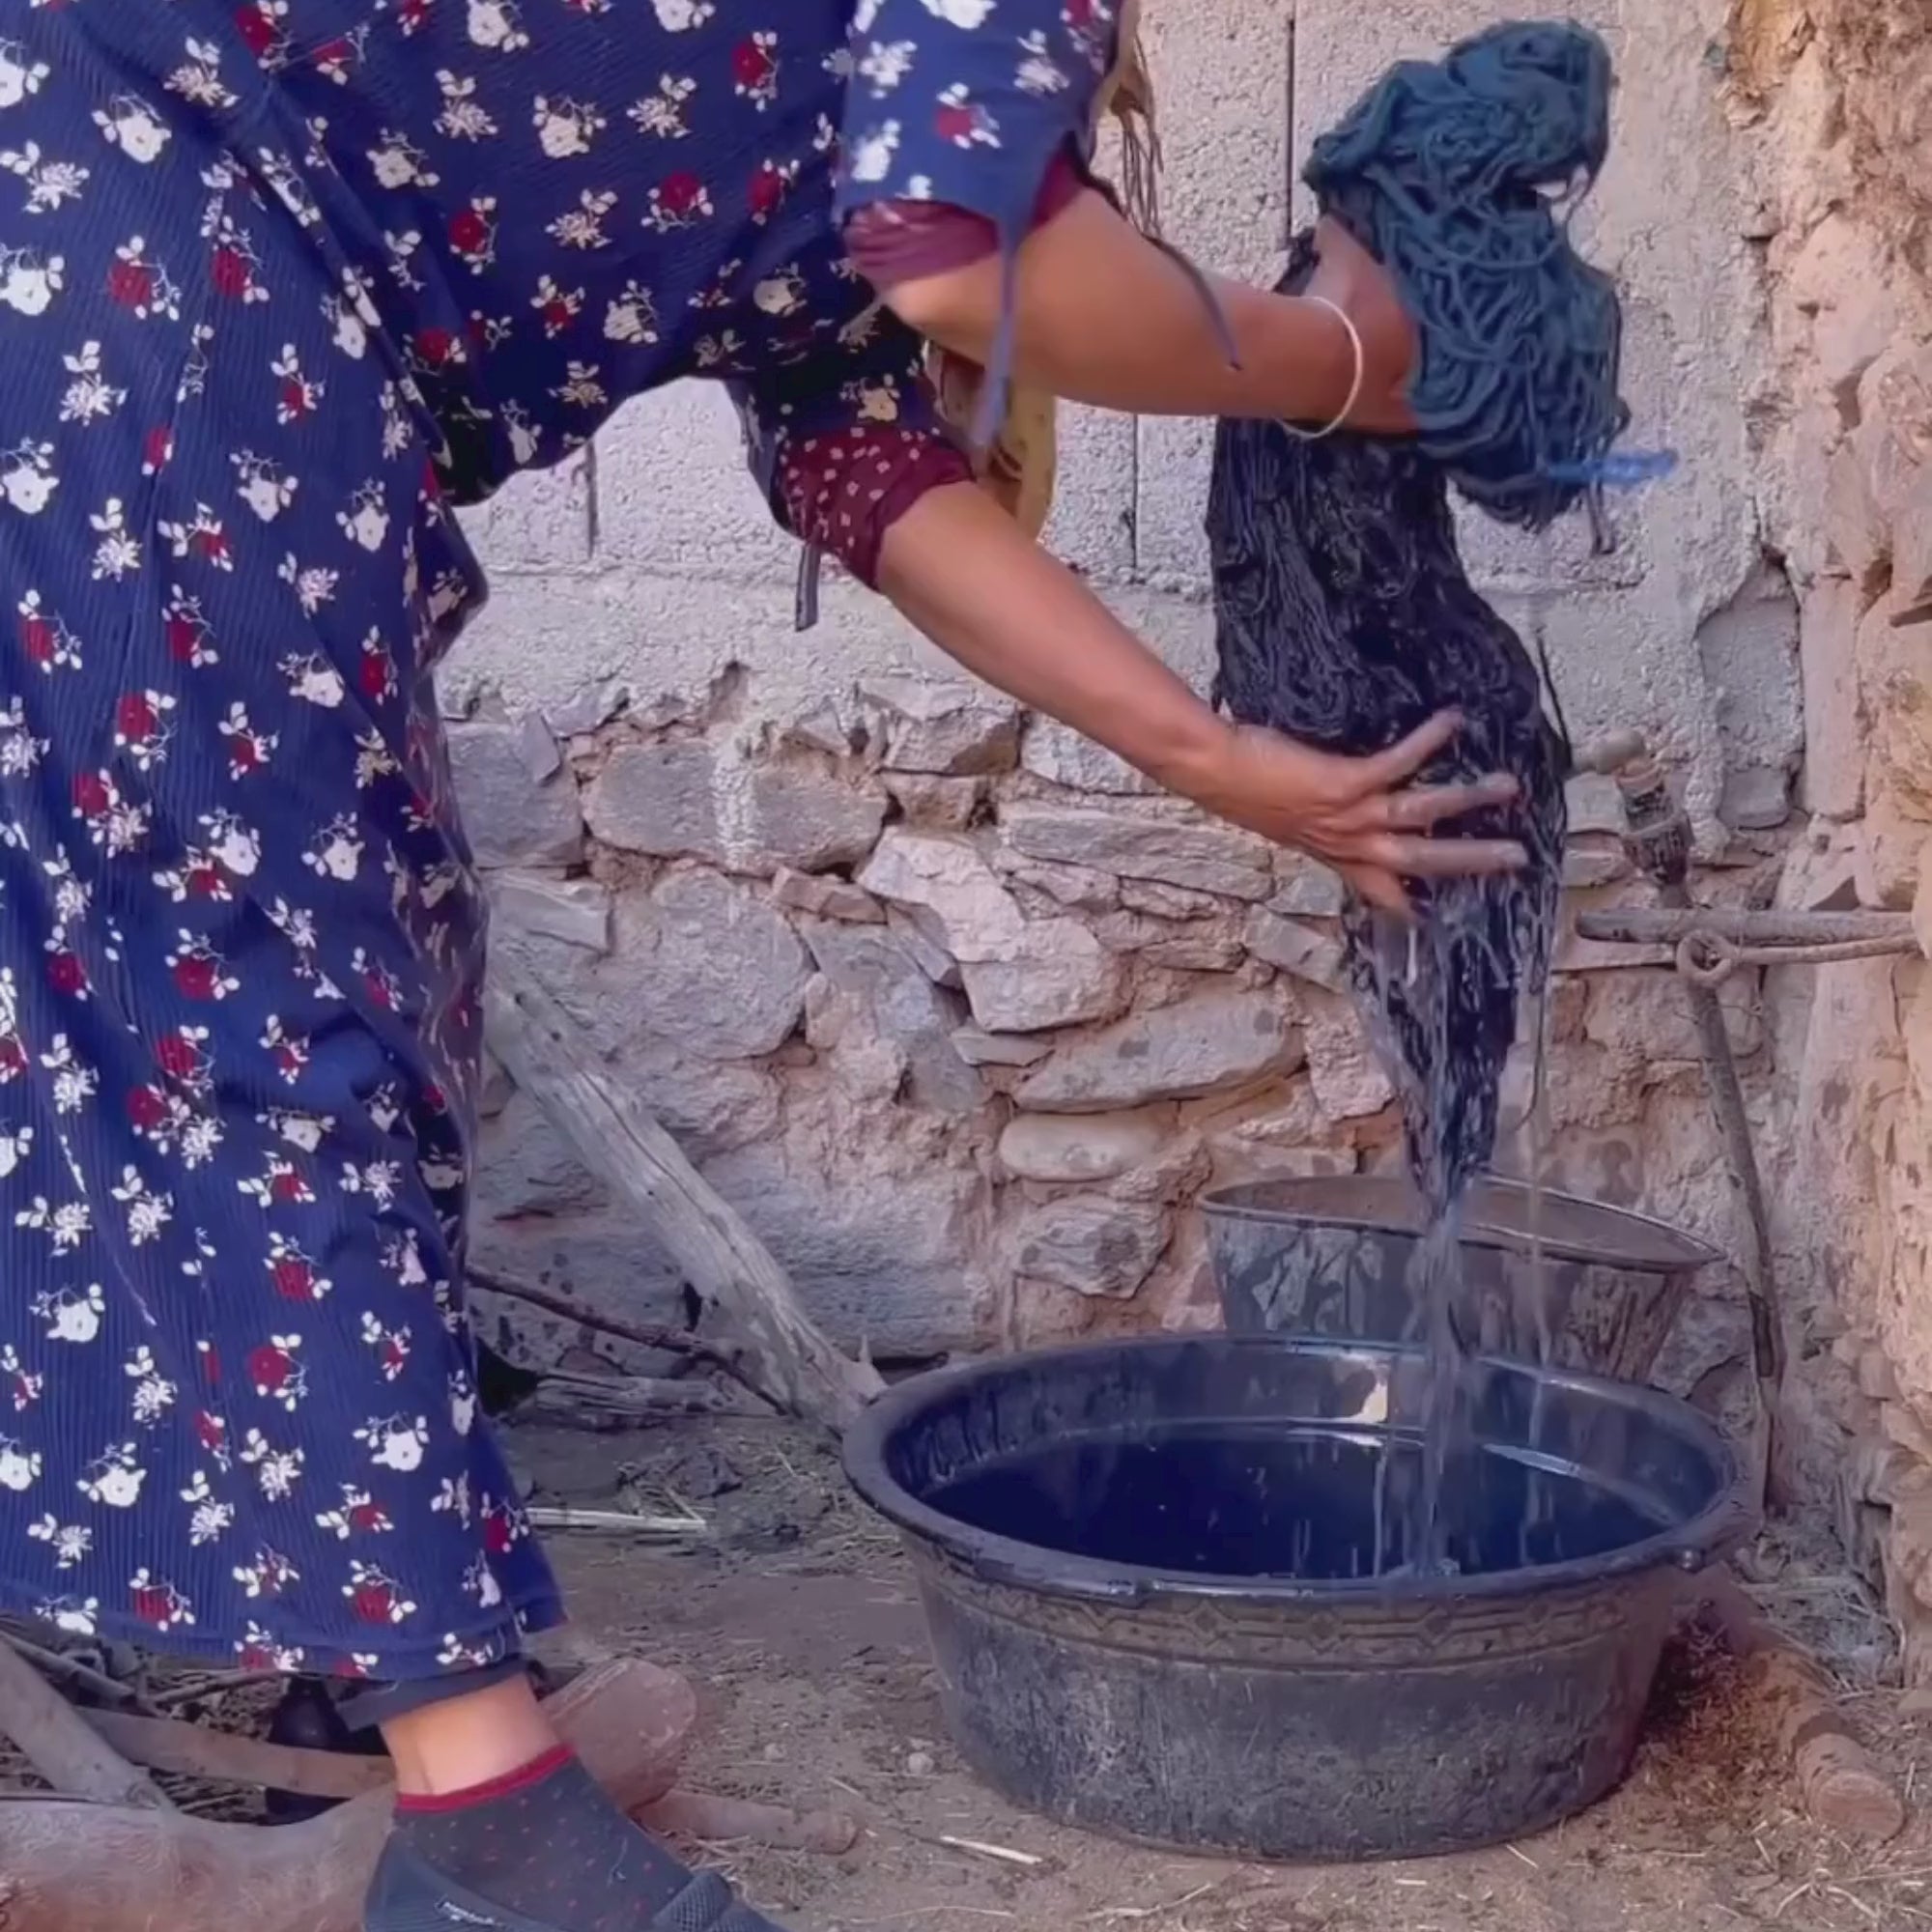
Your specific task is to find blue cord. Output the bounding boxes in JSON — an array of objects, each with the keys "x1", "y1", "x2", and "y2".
[{"x1": 1305, "y1": 19, "x2": 1658, "y2": 531}]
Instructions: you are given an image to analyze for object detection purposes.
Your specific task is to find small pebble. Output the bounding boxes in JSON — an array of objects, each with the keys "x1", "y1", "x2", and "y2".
[
  {"x1": 904, "y1": 1749, "x2": 935, "y2": 1776},
  {"x1": 762, "y1": 1742, "x2": 784, "y2": 1762}
]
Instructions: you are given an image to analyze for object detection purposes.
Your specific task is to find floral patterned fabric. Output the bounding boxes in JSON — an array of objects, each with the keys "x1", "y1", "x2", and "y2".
[{"x1": 0, "y1": 0, "x2": 1117, "y2": 1680}]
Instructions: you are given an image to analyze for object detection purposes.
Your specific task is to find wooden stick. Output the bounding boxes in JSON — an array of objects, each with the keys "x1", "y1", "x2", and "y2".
[
  {"x1": 0, "y1": 1658, "x2": 696, "y2": 1932},
  {"x1": 0, "y1": 1634, "x2": 173, "y2": 1810},
  {"x1": 1701, "y1": 1572, "x2": 1907, "y2": 1842},
  {"x1": 77, "y1": 1709, "x2": 391, "y2": 1801},
  {"x1": 522, "y1": 1370, "x2": 771, "y2": 1423},
  {"x1": 483, "y1": 956, "x2": 883, "y2": 1432},
  {"x1": 639, "y1": 1788, "x2": 861, "y2": 1855},
  {"x1": 0, "y1": 1632, "x2": 156, "y2": 1713},
  {"x1": 525, "y1": 1504, "x2": 707, "y2": 1540},
  {"x1": 468, "y1": 1265, "x2": 775, "y2": 1401}
]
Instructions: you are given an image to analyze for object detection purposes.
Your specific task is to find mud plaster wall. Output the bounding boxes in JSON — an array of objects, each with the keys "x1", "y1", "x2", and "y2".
[
  {"x1": 1716, "y1": 0, "x2": 1932, "y2": 1677},
  {"x1": 438, "y1": 3, "x2": 1873, "y2": 1523}
]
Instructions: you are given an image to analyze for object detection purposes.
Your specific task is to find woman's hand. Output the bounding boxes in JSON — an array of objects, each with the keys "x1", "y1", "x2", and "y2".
[
  {"x1": 1179, "y1": 712, "x2": 1524, "y2": 916},
  {"x1": 1300, "y1": 215, "x2": 1420, "y2": 435},
  {"x1": 878, "y1": 485, "x2": 1524, "y2": 918}
]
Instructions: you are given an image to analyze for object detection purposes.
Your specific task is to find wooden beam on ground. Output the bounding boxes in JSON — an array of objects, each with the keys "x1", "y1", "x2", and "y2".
[
  {"x1": 0, "y1": 1658, "x2": 696, "y2": 1932},
  {"x1": 1702, "y1": 1572, "x2": 1907, "y2": 1842},
  {"x1": 483, "y1": 953, "x2": 883, "y2": 1433},
  {"x1": 0, "y1": 1635, "x2": 172, "y2": 1811}
]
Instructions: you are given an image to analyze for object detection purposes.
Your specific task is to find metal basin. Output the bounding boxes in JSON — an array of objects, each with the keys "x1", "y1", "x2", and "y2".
[
  {"x1": 844, "y1": 1335, "x2": 1750, "y2": 1861},
  {"x1": 1202, "y1": 1175, "x2": 1719, "y2": 1380}
]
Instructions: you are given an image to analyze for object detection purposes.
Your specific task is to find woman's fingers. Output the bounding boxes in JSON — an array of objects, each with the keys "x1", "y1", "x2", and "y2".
[
  {"x1": 1366, "y1": 834, "x2": 1528, "y2": 877},
  {"x1": 1342, "y1": 862, "x2": 1413, "y2": 920},
  {"x1": 1377, "y1": 774, "x2": 1521, "y2": 831},
  {"x1": 1350, "y1": 711, "x2": 1464, "y2": 791}
]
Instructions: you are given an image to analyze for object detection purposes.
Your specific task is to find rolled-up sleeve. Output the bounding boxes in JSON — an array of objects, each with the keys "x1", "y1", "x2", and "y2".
[
  {"x1": 727, "y1": 315, "x2": 973, "y2": 593},
  {"x1": 835, "y1": 0, "x2": 1116, "y2": 240}
]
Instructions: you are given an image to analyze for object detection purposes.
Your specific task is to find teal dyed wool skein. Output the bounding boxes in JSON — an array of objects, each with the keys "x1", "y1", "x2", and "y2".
[{"x1": 1306, "y1": 18, "x2": 1630, "y2": 531}]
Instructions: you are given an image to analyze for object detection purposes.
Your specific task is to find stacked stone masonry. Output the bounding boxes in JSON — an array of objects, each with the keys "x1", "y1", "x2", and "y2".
[
  {"x1": 439, "y1": 1, "x2": 1931, "y2": 1658},
  {"x1": 1722, "y1": 0, "x2": 1932, "y2": 1679}
]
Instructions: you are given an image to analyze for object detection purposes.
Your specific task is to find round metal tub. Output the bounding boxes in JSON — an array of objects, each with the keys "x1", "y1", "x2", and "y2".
[
  {"x1": 845, "y1": 1335, "x2": 1750, "y2": 1861},
  {"x1": 1202, "y1": 1175, "x2": 1719, "y2": 1380}
]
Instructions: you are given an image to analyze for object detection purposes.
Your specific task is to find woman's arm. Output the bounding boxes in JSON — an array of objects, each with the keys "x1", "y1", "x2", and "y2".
[
  {"x1": 875, "y1": 196, "x2": 1417, "y2": 435},
  {"x1": 877, "y1": 483, "x2": 1524, "y2": 917}
]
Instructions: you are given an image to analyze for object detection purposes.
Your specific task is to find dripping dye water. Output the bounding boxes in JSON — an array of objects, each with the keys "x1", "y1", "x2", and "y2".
[{"x1": 1345, "y1": 864, "x2": 1564, "y2": 1577}]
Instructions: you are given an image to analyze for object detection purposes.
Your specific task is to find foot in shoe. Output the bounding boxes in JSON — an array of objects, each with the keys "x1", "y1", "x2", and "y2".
[{"x1": 363, "y1": 1747, "x2": 789, "y2": 1931}]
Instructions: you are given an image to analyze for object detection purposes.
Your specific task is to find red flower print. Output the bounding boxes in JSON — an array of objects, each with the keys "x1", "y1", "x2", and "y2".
[
  {"x1": 127, "y1": 1085, "x2": 168, "y2": 1130},
  {"x1": 172, "y1": 953, "x2": 220, "y2": 1000},
  {"x1": 108, "y1": 259, "x2": 156, "y2": 308},
  {"x1": 116, "y1": 693, "x2": 157, "y2": 740},
  {"x1": 246, "y1": 1342, "x2": 295, "y2": 1395},
  {"x1": 732, "y1": 32, "x2": 779, "y2": 106},
  {"x1": 71, "y1": 771, "x2": 109, "y2": 817},
  {"x1": 130, "y1": 1579, "x2": 173, "y2": 1626},
  {"x1": 448, "y1": 206, "x2": 490, "y2": 255},
  {"x1": 271, "y1": 1256, "x2": 317, "y2": 1301},
  {"x1": 212, "y1": 245, "x2": 253, "y2": 299},
  {"x1": 45, "y1": 952, "x2": 85, "y2": 997},
  {"x1": 351, "y1": 1577, "x2": 396, "y2": 1624}
]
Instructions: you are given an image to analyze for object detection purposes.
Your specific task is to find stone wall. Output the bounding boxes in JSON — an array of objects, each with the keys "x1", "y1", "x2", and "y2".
[
  {"x1": 440, "y1": 2, "x2": 1832, "y2": 1453},
  {"x1": 1720, "y1": 0, "x2": 1932, "y2": 1674}
]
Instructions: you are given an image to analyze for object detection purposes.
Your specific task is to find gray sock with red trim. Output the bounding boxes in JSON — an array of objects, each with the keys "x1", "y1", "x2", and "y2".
[{"x1": 369, "y1": 1747, "x2": 781, "y2": 1932}]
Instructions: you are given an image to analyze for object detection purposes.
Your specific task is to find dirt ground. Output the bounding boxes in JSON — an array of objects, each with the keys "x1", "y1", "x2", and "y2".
[{"x1": 502, "y1": 1414, "x2": 1932, "y2": 1932}]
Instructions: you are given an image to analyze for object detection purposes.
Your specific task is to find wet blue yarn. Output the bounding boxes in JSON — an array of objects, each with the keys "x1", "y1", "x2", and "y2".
[{"x1": 1304, "y1": 18, "x2": 1640, "y2": 531}]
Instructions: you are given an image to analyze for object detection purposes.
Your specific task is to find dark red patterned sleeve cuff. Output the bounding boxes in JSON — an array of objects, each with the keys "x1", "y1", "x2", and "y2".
[
  {"x1": 776, "y1": 423, "x2": 976, "y2": 590},
  {"x1": 844, "y1": 148, "x2": 1086, "y2": 292}
]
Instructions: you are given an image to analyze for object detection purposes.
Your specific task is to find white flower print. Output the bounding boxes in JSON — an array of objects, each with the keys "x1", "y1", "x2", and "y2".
[
  {"x1": 1, "y1": 440, "x2": 58, "y2": 516},
  {"x1": 532, "y1": 94, "x2": 605, "y2": 159},
  {"x1": 367, "y1": 130, "x2": 439, "y2": 190},
  {"x1": 628, "y1": 73, "x2": 696, "y2": 139},
  {"x1": 467, "y1": 0, "x2": 530, "y2": 51},
  {"x1": 27, "y1": 1515, "x2": 91, "y2": 1569},
  {"x1": 434, "y1": 71, "x2": 498, "y2": 142},
  {"x1": 124, "y1": 1344, "x2": 177, "y2": 1421},
  {"x1": 0, "y1": 40, "x2": 51, "y2": 111},
  {"x1": 0, "y1": 242, "x2": 63, "y2": 315},
  {"x1": 112, "y1": 1169, "x2": 175, "y2": 1249},
  {"x1": 78, "y1": 1442, "x2": 146, "y2": 1510},
  {"x1": 847, "y1": 121, "x2": 901, "y2": 185},
  {"x1": 357, "y1": 1413, "x2": 430, "y2": 1475},
  {"x1": 232, "y1": 451, "x2": 298, "y2": 522},
  {"x1": 548, "y1": 188, "x2": 617, "y2": 251},
  {"x1": 859, "y1": 40, "x2": 916, "y2": 95},
  {"x1": 16, "y1": 1195, "x2": 90, "y2": 1255},
  {"x1": 238, "y1": 1428, "x2": 305, "y2": 1500},
  {"x1": 0, "y1": 1437, "x2": 43, "y2": 1492},
  {"x1": 88, "y1": 497, "x2": 140, "y2": 579},
  {"x1": 552, "y1": 360, "x2": 608, "y2": 411},
  {"x1": 39, "y1": 1037, "x2": 101, "y2": 1115},
  {"x1": 1016, "y1": 29, "x2": 1071, "y2": 95},
  {"x1": 92, "y1": 96, "x2": 172, "y2": 166},
  {"x1": 650, "y1": 0, "x2": 715, "y2": 27},
  {"x1": 0, "y1": 143, "x2": 90, "y2": 216},
  {"x1": 55, "y1": 339, "x2": 124, "y2": 424},
  {"x1": 278, "y1": 555, "x2": 340, "y2": 615},
  {"x1": 165, "y1": 38, "x2": 239, "y2": 111},
  {"x1": 923, "y1": 0, "x2": 997, "y2": 23}
]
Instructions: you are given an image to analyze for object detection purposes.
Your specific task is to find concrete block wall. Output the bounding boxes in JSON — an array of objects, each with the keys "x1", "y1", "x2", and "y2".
[{"x1": 443, "y1": 0, "x2": 1798, "y2": 1431}]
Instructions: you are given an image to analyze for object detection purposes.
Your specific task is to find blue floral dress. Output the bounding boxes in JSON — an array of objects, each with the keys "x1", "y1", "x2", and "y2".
[{"x1": 0, "y1": 0, "x2": 1121, "y2": 1681}]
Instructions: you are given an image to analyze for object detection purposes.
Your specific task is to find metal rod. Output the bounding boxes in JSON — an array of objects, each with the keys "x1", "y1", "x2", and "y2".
[{"x1": 1577, "y1": 908, "x2": 1918, "y2": 950}]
